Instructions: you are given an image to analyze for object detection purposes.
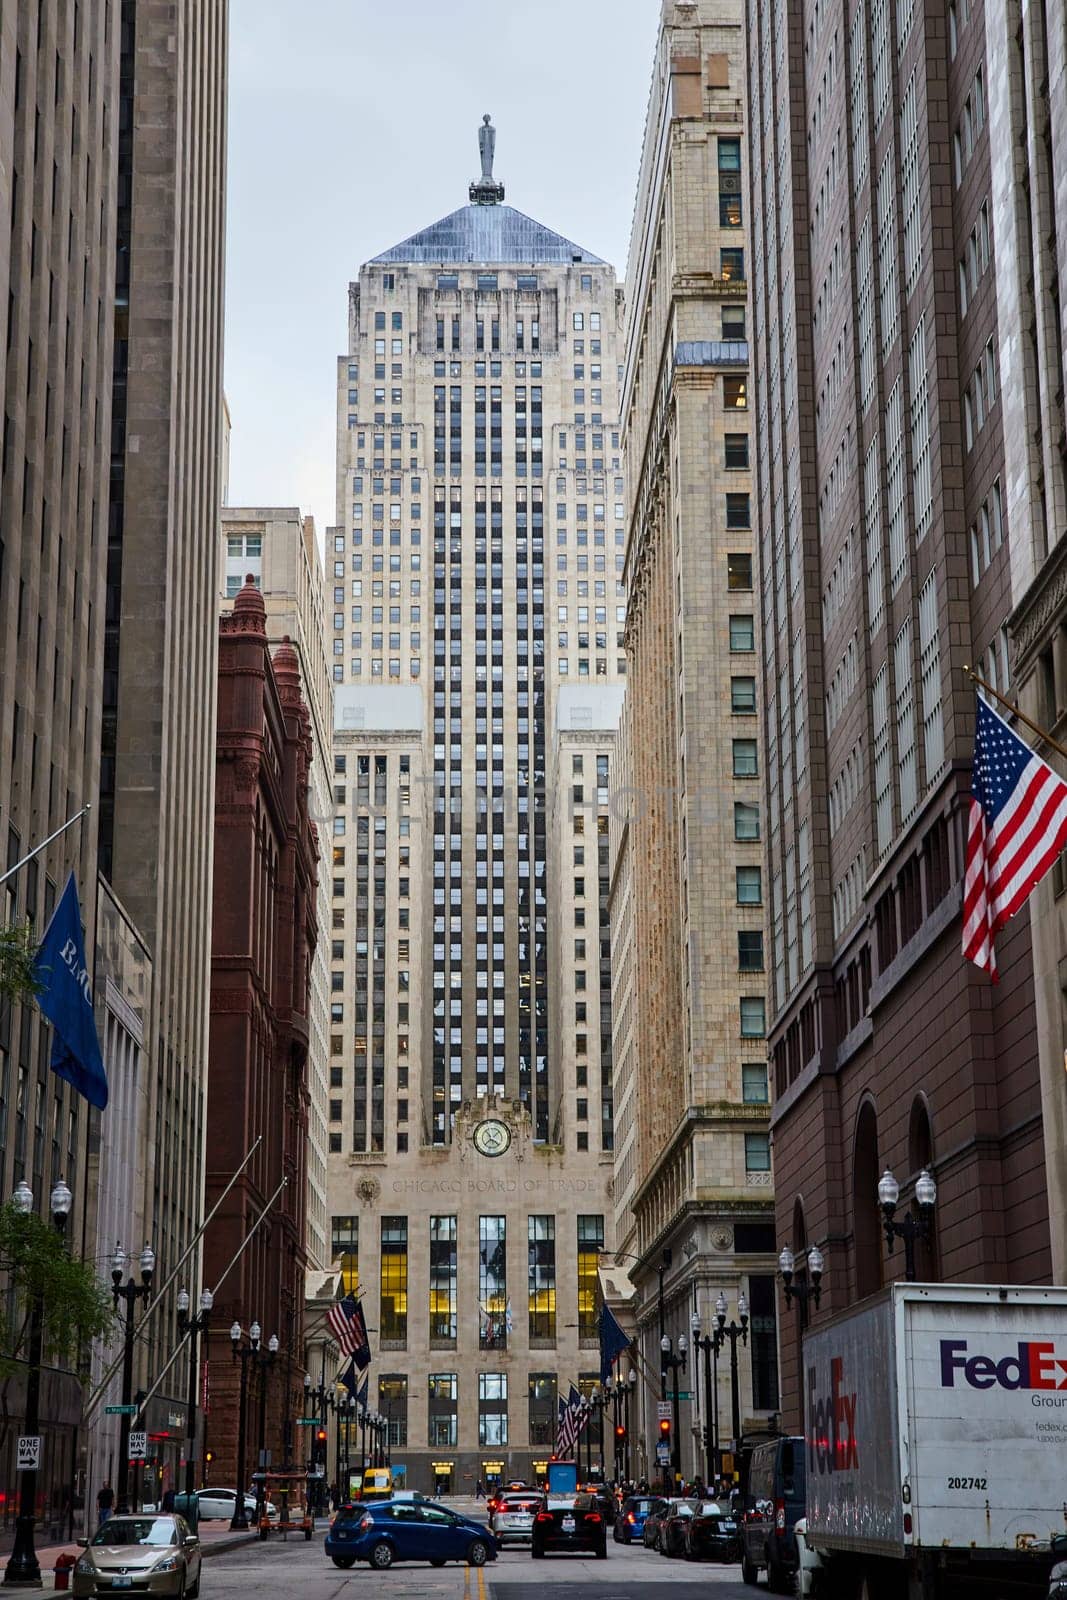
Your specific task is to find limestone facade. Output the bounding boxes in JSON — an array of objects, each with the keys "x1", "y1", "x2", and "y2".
[{"x1": 617, "y1": 0, "x2": 777, "y2": 1481}]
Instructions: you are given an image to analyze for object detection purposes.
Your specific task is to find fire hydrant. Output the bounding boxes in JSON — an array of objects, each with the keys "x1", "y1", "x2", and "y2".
[{"x1": 54, "y1": 1551, "x2": 77, "y2": 1591}]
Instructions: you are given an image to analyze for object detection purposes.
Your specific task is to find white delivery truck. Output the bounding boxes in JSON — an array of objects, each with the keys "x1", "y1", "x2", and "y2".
[{"x1": 798, "y1": 1283, "x2": 1067, "y2": 1599}]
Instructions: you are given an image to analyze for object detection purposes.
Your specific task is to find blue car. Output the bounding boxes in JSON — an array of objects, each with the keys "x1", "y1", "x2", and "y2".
[
  {"x1": 325, "y1": 1498, "x2": 497, "y2": 1570},
  {"x1": 614, "y1": 1494, "x2": 665, "y2": 1544}
]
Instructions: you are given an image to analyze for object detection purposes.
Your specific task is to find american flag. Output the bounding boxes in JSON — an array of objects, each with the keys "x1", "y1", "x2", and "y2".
[
  {"x1": 327, "y1": 1293, "x2": 371, "y2": 1367},
  {"x1": 962, "y1": 696, "x2": 1067, "y2": 978},
  {"x1": 555, "y1": 1384, "x2": 583, "y2": 1457}
]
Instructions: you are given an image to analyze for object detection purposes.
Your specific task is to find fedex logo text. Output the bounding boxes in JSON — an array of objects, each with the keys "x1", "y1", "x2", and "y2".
[
  {"x1": 939, "y1": 1340, "x2": 1067, "y2": 1391},
  {"x1": 806, "y1": 1357, "x2": 858, "y2": 1475}
]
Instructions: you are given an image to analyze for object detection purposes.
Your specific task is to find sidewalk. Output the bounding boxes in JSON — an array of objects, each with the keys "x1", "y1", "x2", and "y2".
[{"x1": 1, "y1": 1521, "x2": 259, "y2": 1591}]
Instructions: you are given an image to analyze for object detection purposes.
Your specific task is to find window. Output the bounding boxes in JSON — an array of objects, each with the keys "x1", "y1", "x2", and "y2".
[
  {"x1": 728, "y1": 552, "x2": 753, "y2": 590},
  {"x1": 479, "y1": 1373, "x2": 508, "y2": 1445},
  {"x1": 528, "y1": 1216, "x2": 556, "y2": 1341},
  {"x1": 732, "y1": 676, "x2": 757, "y2": 714},
  {"x1": 379, "y1": 1374, "x2": 408, "y2": 1447},
  {"x1": 730, "y1": 615, "x2": 755, "y2": 652},
  {"x1": 723, "y1": 375, "x2": 748, "y2": 409},
  {"x1": 479, "y1": 1217, "x2": 507, "y2": 1349},
  {"x1": 576, "y1": 1216, "x2": 604, "y2": 1340},
  {"x1": 429, "y1": 1216, "x2": 457, "y2": 1342},
  {"x1": 721, "y1": 248, "x2": 745, "y2": 282},
  {"x1": 725, "y1": 434, "x2": 749, "y2": 469},
  {"x1": 742, "y1": 1063, "x2": 769, "y2": 1104},
  {"x1": 733, "y1": 739, "x2": 758, "y2": 777},
  {"x1": 722, "y1": 304, "x2": 746, "y2": 340},
  {"x1": 380, "y1": 1217, "x2": 408, "y2": 1342},
  {"x1": 528, "y1": 1373, "x2": 558, "y2": 1447},
  {"x1": 737, "y1": 866, "x2": 762, "y2": 904},
  {"x1": 735, "y1": 802, "x2": 760, "y2": 841},
  {"x1": 331, "y1": 1215, "x2": 358, "y2": 1293},
  {"x1": 428, "y1": 1373, "x2": 458, "y2": 1447},
  {"x1": 740, "y1": 996, "x2": 766, "y2": 1037},
  {"x1": 725, "y1": 494, "x2": 751, "y2": 530},
  {"x1": 745, "y1": 1132, "x2": 771, "y2": 1171},
  {"x1": 739, "y1": 930, "x2": 765, "y2": 971}
]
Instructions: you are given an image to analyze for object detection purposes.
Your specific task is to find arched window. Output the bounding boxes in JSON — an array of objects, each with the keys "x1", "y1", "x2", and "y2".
[
  {"x1": 908, "y1": 1097, "x2": 939, "y2": 1280},
  {"x1": 853, "y1": 1100, "x2": 883, "y2": 1299}
]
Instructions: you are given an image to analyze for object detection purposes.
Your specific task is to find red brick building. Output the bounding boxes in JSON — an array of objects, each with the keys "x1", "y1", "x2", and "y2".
[{"x1": 202, "y1": 576, "x2": 319, "y2": 1484}]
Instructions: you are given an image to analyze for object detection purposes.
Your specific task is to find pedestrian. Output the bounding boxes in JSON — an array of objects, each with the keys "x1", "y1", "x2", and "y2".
[
  {"x1": 475, "y1": 1478, "x2": 485, "y2": 1499},
  {"x1": 97, "y1": 1482, "x2": 114, "y2": 1527}
]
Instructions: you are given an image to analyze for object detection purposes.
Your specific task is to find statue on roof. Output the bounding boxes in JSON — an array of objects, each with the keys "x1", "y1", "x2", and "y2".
[{"x1": 470, "y1": 114, "x2": 505, "y2": 205}]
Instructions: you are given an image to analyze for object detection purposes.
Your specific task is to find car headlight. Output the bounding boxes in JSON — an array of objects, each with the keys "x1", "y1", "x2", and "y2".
[
  {"x1": 74, "y1": 1557, "x2": 95, "y2": 1575},
  {"x1": 152, "y1": 1554, "x2": 182, "y2": 1572}
]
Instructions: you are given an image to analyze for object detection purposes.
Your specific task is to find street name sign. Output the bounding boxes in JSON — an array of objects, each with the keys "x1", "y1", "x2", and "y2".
[{"x1": 106, "y1": 1404, "x2": 138, "y2": 1415}]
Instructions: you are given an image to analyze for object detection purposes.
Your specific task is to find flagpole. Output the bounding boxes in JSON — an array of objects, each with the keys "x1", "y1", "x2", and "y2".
[
  {"x1": 0, "y1": 805, "x2": 91, "y2": 887},
  {"x1": 964, "y1": 664, "x2": 1067, "y2": 762}
]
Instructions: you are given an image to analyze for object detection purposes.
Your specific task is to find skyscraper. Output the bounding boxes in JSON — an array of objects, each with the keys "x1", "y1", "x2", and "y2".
[
  {"x1": 614, "y1": 0, "x2": 778, "y2": 1482},
  {"x1": 327, "y1": 122, "x2": 626, "y2": 1490},
  {"x1": 747, "y1": 0, "x2": 1052, "y2": 1423}
]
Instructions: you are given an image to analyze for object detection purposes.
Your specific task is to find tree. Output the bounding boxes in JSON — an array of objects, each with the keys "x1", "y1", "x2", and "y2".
[
  {"x1": 0, "y1": 922, "x2": 42, "y2": 1008},
  {"x1": 0, "y1": 1201, "x2": 115, "y2": 1378}
]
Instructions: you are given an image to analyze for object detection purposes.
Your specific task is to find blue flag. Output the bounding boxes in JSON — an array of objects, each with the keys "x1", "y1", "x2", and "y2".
[
  {"x1": 356, "y1": 1375, "x2": 368, "y2": 1411},
  {"x1": 598, "y1": 1302, "x2": 630, "y2": 1383},
  {"x1": 31, "y1": 872, "x2": 108, "y2": 1110},
  {"x1": 339, "y1": 1358, "x2": 359, "y2": 1397}
]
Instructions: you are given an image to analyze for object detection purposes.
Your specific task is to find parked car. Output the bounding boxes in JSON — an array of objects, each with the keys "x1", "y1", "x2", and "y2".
[
  {"x1": 643, "y1": 1496, "x2": 687, "y2": 1550},
  {"x1": 333, "y1": 1499, "x2": 497, "y2": 1569},
  {"x1": 531, "y1": 1491, "x2": 607, "y2": 1559},
  {"x1": 614, "y1": 1493, "x2": 663, "y2": 1544},
  {"x1": 683, "y1": 1501, "x2": 742, "y2": 1563},
  {"x1": 196, "y1": 1486, "x2": 276, "y2": 1519},
  {"x1": 659, "y1": 1498, "x2": 700, "y2": 1556},
  {"x1": 741, "y1": 1435, "x2": 806, "y2": 1593},
  {"x1": 579, "y1": 1483, "x2": 616, "y2": 1526},
  {"x1": 73, "y1": 1513, "x2": 201, "y2": 1598},
  {"x1": 489, "y1": 1489, "x2": 541, "y2": 1545}
]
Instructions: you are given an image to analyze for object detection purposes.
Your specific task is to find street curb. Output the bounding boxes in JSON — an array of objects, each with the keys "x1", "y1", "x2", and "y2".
[{"x1": 201, "y1": 1532, "x2": 263, "y2": 1558}]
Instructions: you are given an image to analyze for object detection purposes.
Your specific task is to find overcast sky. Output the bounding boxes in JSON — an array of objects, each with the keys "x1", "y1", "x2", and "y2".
[{"x1": 223, "y1": 0, "x2": 660, "y2": 537}]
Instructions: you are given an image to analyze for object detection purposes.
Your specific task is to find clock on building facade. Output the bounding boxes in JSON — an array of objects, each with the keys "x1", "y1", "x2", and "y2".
[{"x1": 472, "y1": 1119, "x2": 512, "y2": 1157}]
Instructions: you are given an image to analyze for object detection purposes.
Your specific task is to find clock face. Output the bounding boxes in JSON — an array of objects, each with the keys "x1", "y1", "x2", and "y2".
[{"x1": 473, "y1": 1119, "x2": 512, "y2": 1157}]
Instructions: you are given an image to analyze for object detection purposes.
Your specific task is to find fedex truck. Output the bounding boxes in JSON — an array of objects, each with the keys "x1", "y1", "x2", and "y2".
[{"x1": 798, "y1": 1283, "x2": 1067, "y2": 1598}]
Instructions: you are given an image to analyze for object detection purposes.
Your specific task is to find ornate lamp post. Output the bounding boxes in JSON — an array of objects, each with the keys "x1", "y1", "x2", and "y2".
[
  {"x1": 879, "y1": 1168, "x2": 937, "y2": 1280},
  {"x1": 690, "y1": 1310, "x2": 720, "y2": 1488},
  {"x1": 176, "y1": 1288, "x2": 213, "y2": 1501},
  {"x1": 620, "y1": 1369, "x2": 636, "y2": 1482},
  {"x1": 4, "y1": 1178, "x2": 72, "y2": 1588},
  {"x1": 255, "y1": 1333, "x2": 279, "y2": 1510},
  {"x1": 660, "y1": 1332, "x2": 688, "y2": 1489},
  {"x1": 713, "y1": 1291, "x2": 748, "y2": 1472},
  {"x1": 229, "y1": 1320, "x2": 262, "y2": 1530},
  {"x1": 778, "y1": 1244, "x2": 825, "y2": 1312},
  {"x1": 112, "y1": 1239, "x2": 156, "y2": 1515}
]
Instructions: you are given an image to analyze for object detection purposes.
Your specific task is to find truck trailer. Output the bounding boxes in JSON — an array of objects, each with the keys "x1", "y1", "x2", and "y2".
[{"x1": 798, "y1": 1283, "x2": 1067, "y2": 1598}]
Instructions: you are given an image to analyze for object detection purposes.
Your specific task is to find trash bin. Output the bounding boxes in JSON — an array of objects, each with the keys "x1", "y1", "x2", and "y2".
[{"x1": 173, "y1": 1491, "x2": 199, "y2": 1531}]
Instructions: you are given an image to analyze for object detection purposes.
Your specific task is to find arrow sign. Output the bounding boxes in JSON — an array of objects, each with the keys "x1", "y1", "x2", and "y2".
[
  {"x1": 17, "y1": 1436, "x2": 41, "y2": 1471},
  {"x1": 128, "y1": 1431, "x2": 148, "y2": 1461}
]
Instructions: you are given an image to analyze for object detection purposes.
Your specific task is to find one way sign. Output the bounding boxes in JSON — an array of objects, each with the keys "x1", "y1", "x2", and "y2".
[{"x1": 17, "y1": 1436, "x2": 41, "y2": 1471}]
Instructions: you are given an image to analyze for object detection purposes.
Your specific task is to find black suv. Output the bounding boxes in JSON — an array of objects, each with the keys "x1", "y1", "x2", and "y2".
[
  {"x1": 741, "y1": 1436, "x2": 805, "y2": 1593},
  {"x1": 531, "y1": 1492, "x2": 608, "y2": 1559}
]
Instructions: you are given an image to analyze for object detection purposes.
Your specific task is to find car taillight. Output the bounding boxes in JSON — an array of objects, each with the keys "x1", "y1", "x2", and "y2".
[
  {"x1": 585, "y1": 1513, "x2": 602, "y2": 1524},
  {"x1": 536, "y1": 1512, "x2": 553, "y2": 1524},
  {"x1": 775, "y1": 1498, "x2": 786, "y2": 1533},
  {"x1": 359, "y1": 1514, "x2": 372, "y2": 1531},
  {"x1": 626, "y1": 1512, "x2": 636, "y2": 1524}
]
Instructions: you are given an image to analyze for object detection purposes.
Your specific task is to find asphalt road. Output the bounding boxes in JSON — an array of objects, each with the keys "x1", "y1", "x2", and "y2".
[{"x1": 204, "y1": 1532, "x2": 758, "y2": 1599}]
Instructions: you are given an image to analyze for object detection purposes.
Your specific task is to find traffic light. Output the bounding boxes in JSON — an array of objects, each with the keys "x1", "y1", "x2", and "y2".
[
  {"x1": 316, "y1": 1428, "x2": 328, "y2": 1444},
  {"x1": 614, "y1": 1424, "x2": 626, "y2": 1443},
  {"x1": 659, "y1": 1418, "x2": 671, "y2": 1441},
  {"x1": 205, "y1": 1451, "x2": 214, "y2": 1466}
]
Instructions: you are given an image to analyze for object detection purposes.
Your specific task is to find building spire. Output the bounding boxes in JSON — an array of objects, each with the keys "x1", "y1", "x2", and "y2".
[{"x1": 470, "y1": 113, "x2": 505, "y2": 205}]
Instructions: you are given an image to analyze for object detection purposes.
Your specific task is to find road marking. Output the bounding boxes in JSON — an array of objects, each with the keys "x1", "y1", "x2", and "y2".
[
  {"x1": 464, "y1": 1564, "x2": 471, "y2": 1600},
  {"x1": 477, "y1": 1565, "x2": 487, "y2": 1600}
]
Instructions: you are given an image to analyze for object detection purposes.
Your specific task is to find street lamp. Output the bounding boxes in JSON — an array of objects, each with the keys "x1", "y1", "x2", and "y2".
[
  {"x1": 177, "y1": 1288, "x2": 213, "y2": 1501},
  {"x1": 4, "y1": 1179, "x2": 73, "y2": 1587},
  {"x1": 690, "y1": 1311, "x2": 720, "y2": 1488},
  {"x1": 714, "y1": 1292, "x2": 748, "y2": 1472},
  {"x1": 879, "y1": 1168, "x2": 937, "y2": 1281},
  {"x1": 620, "y1": 1369, "x2": 636, "y2": 1482},
  {"x1": 230, "y1": 1320, "x2": 262, "y2": 1530},
  {"x1": 255, "y1": 1333, "x2": 279, "y2": 1513},
  {"x1": 660, "y1": 1331, "x2": 687, "y2": 1490},
  {"x1": 778, "y1": 1244, "x2": 825, "y2": 1312},
  {"x1": 112, "y1": 1239, "x2": 155, "y2": 1516}
]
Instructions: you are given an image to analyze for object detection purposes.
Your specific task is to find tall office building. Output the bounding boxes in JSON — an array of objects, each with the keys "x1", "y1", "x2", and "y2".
[
  {"x1": 747, "y1": 0, "x2": 1052, "y2": 1423},
  {"x1": 614, "y1": 0, "x2": 778, "y2": 1483},
  {"x1": 327, "y1": 123, "x2": 626, "y2": 1491},
  {"x1": 0, "y1": 0, "x2": 118, "y2": 1536},
  {"x1": 992, "y1": 3, "x2": 1067, "y2": 1278},
  {"x1": 94, "y1": 0, "x2": 229, "y2": 1457},
  {"x1": 221, "y1": 507, "x2": 333, "y2": 1273}
]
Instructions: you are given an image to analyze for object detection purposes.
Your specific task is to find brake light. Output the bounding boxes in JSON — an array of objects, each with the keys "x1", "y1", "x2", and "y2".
[
  {"x1": 775, "y1": 1498, "x2": 786, "y2": 1533},
  {"x1": 536, "y1": 1512, "x2": 553, "y2": 1524},
  {"x1": 903, "y1": 1512, "x2": 913, "y2": 1536},
  {"x1": 626, "y1": 1512, "x2": 636, "y2": 1524},
  {"x1": 585, "y1": 1512, "x2": 602, "y2": 1524},
  {"x1": 359, "y1": 1513, "x2": 372, "y2": 1531}
]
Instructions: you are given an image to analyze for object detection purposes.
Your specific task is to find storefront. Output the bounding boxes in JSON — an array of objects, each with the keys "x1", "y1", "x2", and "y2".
[
  {"x1": 141, "y1": 1396, "x2": 187, "y2": 1509},
  {"x1": 431, "y1": 1460, "x2": 454, "y2": 1496},
  {"x1": 481, "y1": 1459, "x2": 505, "y2": 1491}
]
